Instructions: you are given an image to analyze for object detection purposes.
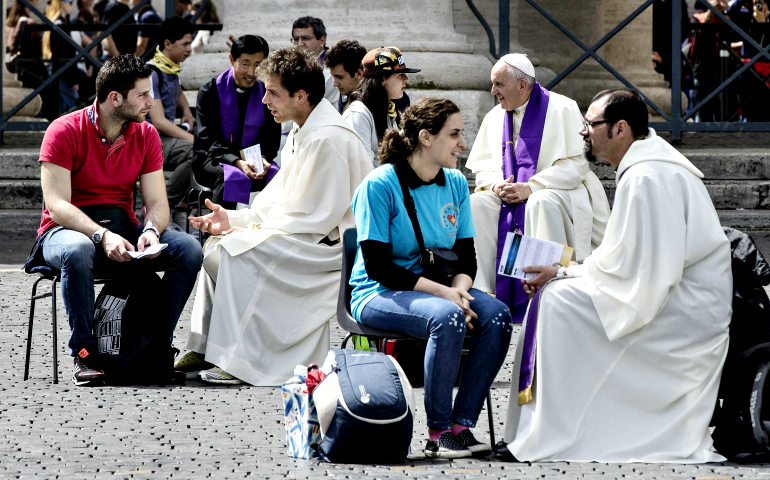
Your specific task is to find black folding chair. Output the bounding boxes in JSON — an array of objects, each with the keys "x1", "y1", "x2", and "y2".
[
  {"x1": 24, "y1": 266, "x2": 119, "y2": 384},
  {"x1": 336, "y1": 227, "x2": 496, "y2": 447}
]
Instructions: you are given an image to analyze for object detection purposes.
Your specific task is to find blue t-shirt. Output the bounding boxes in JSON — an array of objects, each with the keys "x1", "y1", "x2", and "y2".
[
  {"x1": 349, "y1": 164, "x2": 475, "y2": 322},
  {"x1": 147, "y1": 68, "x2": 180, "y2": 124}
]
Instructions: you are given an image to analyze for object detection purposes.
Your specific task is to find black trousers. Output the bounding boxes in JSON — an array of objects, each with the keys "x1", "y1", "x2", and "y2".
[{"x1": 192, "y1": 159, "x2": 267, "y2": 210}]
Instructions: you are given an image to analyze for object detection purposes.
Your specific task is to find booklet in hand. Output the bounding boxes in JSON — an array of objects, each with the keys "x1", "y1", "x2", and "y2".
[
  {"x1": 497, "y1": 233, "x2": 573, "y2": 280},
  {"x1": 240, "y1": 144, "x2": 263, "y2": 174},
  {"x1": 127, "y1": 243, "x2": 168, "y2": 259}
]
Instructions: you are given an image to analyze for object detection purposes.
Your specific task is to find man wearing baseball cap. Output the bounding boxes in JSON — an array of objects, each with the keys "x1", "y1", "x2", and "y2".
[
  {"x1": 342, "y1": 46, "x2": 420, "y2": 164},
  {"x1": 466, "y1": 54, "x2": 610, "y2": 327}
]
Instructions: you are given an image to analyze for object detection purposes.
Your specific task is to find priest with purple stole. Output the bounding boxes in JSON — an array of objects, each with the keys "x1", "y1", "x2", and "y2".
[
  {"x1": 466, "y1": 54, "x2": 610, "y2": 322},
  {"x1": 192, "y1": 35, "x2": 281, "y2": 210}
]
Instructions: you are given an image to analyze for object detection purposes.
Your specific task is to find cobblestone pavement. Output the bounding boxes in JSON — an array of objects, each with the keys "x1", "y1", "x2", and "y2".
[{"x1": 2, "y1": 269, "x2": 770, "y2": 479}]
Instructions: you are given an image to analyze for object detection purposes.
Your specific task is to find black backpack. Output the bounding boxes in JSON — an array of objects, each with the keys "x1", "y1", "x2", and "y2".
[
  {"x1": 712, "y1": 228, "x2": 770, "y2": 461},
  {"x1": 92, "y1": 272, "x2": 177, "y2": 385}
]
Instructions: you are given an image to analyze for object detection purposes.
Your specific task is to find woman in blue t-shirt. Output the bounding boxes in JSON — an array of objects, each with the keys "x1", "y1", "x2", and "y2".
[{"x1": 350, "y1": 98, "x2": 513, "y2": 459}]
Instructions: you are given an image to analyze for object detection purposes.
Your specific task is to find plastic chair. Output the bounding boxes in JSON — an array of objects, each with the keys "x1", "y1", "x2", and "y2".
[
  {"x1": 24, "y1": 266, "x2": 119, "y2": 384},
  {"x1": 336, "y1": 227, "x2": 496, "y2": 447},
  {"x1": 186, "y1": 169, "x2": 212, "y2": 245}
]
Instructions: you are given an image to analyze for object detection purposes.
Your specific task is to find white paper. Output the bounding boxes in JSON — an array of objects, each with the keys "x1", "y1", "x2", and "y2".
[
  {"x1": 240, "y1": 144, "x2": 263, "y2": 173},
  {"x1": 128, "y1": 243, "x2": 168, "y2": 259},
  {"x1": 497, "y1": 232, "x2": 565, "y2": 280}
]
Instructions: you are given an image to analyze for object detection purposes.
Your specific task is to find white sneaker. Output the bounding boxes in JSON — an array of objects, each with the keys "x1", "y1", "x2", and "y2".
[{"x1": 199, "y1": 367, "x2": 244, "y2": 385}]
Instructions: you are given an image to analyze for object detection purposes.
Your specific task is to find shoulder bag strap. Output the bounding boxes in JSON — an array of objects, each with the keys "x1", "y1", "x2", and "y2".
[{"x1": 394, "y1": 164, "x2": 429, "y2": 265}]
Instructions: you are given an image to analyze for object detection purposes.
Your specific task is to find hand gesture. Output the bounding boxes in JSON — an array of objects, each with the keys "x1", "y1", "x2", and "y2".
[
  {"x1": 235, "y1": 159, "x2": 266, "y2": 180},
  {"x1": 521, "y1": 265, "x2": 558, "y2": 295},
  {"x1": 189, "y1": 198, "x2": 231, "y2": 235},
  {"x1": 102, "y1": 231, "x2": 134, "y2": 262},
  {"x1": 438, "y1": 286, "x2": 477, "y2": 330},
  {"x1": 500, "y1": 181, "x2": 532, "y2": 204},
  {"x1": 136, "y1": 229, "x2": 161, "y2": 259}
]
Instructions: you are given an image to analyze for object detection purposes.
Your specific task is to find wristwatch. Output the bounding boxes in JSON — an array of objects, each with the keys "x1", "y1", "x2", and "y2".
[
  {"x1": 142, "y1": 220, "x2": 160, "y2": 239},
  {"x1": 556, "y1": 266, "x2": 568, "y2": 278},
  {"x1": 91, "y1": 227, "x2": 108, "y2": 244}
]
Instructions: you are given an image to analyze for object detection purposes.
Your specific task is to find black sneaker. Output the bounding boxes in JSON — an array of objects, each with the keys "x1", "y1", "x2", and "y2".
[
  {"x1": 424, "y1": 431, "x2": 472, "y2": 459},
  {"x1": 72, "y1": 348, "x2": 105, "y2": 386},
  {"x1": 455, "y1": 429, "x2": 492, "y2": 456}
]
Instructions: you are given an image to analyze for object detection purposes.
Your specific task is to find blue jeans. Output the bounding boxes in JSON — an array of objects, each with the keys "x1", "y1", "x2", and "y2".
[
  {"x1": 360, "y1": 288, "x2": 513, "y2": 430},
  {"x1": 41, "y1": 225, "x2": 203, "y2": 356}
]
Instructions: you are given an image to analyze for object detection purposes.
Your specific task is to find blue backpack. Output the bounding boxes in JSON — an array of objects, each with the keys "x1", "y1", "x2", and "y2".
[{"x1": 312, "y1": 349, "x2": 415, "y2": 463}]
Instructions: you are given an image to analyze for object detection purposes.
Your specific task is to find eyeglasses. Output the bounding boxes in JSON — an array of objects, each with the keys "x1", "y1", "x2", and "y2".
[
  {"x1": 582, "y1": 118, "x2": 609, "y2": 129},
  {"x1": 291, "y1": 35, "x2": 315, "y2": 43}
]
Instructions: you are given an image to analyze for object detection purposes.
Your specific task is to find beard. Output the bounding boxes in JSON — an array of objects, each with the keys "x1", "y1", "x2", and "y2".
[
  {"x1": 583, "y1": 138, "x2": 596, "y2": 162},
  {"x1": 116, "y1": 103, "x2": 146, "y2": 124}
]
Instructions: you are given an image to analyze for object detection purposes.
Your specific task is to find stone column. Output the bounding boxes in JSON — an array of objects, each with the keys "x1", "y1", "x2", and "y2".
[
  {"x1": 3, "y1": 69, "x2": 43, "y2": 119},
  {"x1": 179, "y1": 0, "x2": 497, "y2": 150},
  {"x1": 181, "y1": 0, "x2": 494, "y2": 91}
]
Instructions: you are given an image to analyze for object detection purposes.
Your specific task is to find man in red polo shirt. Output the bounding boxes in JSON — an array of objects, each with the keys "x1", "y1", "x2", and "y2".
[{"x1": 30, "y1": 55, "x2": 203, "y2": 386}]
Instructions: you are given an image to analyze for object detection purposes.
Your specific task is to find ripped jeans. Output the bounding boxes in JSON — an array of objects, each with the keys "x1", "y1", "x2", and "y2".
[{"x1": 360, "y1": 288, "x2": 513, "y2": 430}]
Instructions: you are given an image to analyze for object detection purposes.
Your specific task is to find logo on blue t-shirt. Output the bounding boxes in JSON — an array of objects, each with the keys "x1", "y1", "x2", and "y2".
[{"x1": 440, "y1": 203, "x2": 460, "y2": 237}]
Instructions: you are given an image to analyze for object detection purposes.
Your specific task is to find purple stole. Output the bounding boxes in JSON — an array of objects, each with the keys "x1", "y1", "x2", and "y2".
[
  {"x1": 517, "y1": 278, "x2": 549, "y2": 405},
  {"x1": 216, "y1": 68, "x2": 279, "y2": 204},
  {"x1": 495, "y1": 82, "x2": 550, "y2": 322}
]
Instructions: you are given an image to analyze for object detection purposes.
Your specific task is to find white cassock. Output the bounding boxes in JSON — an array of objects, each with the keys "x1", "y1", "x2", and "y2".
[
  {"x1": 467, "y1": 94, "x2": 610, "y2": 294},
  {"x1": 187, "y1": 99, "x2": 372, "y2": 386},
  {"x1": 503, "y1": 129, "x2": 732, "y2": 463}
]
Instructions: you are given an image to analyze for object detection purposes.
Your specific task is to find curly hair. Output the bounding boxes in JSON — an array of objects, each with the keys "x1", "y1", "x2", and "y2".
[
  {"x1": 95, "y1": 54, "x2": 154, "y2": 103},
  {"x1": 257, "y1": 47, "x2": 325, "y2": 106},
  {"x1": 378, "y1": 97, "x2": 460, "y2": 165}
]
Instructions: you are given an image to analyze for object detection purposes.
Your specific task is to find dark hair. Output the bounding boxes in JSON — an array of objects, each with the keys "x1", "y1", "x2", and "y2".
[
  {"x1": 159, "y1": 16, "x2": 194, "y2": 49},
  {"x1": 230, "y1": 35, "x2": 269, "y2": 61},
  {"x1": 292, "y1": 16, "x2": 326, "y2": 39},
  {"x1": 325, "y1": 38, "x2": 366, "y2": 77},
  {"x1": 257, "y1": 47, "x2": 325, "y2": 106},
  {"x1": 96, "y1": 54, "x2": 154, "y2": 103},
  {"x1": 191, "y1": 0, "x2": 219, "y2": 23},
  {"x1": 345, "y1": 75, "x2": 399, "y2": 142},
  {"x1": 378, "y1": 98, "x2": 460, "y2": 165},
  {"x1": 591, "y1": 88, "x2": 648, "y2": 138}
]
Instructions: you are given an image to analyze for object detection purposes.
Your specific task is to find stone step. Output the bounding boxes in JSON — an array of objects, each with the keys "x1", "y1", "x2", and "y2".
[
  {"x1": 601, "y1": 179, "x2": 770, "y2": 210},
  {"x1": 589, "y1": 149, "x2": 770, "y2": 181},
  {"x1": 4, "y1": 176, "x2": 770, "y2": 211}
]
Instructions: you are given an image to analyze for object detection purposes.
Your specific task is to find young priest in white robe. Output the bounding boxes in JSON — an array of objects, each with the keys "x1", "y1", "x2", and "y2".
[
  {"x1": 497, "y1": 89, "x2": 732, "y2": 463},
  {"x1": 182, "y1": 47, "x2": 372, "y2": 386},
  {"x1": 466, "y1": 54, "x2": 610, "y2": 323}
]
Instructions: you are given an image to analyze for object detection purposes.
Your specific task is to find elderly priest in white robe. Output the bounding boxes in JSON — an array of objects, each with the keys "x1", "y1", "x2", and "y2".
[
  {"x1": 497, "y1": 89, "x2": 732, "y2": 463},
  {"x1": 467, "y1": 54, "x2": 610, "y2": 323},
  {"x1": 182, "y1": 47, "x2": 372, "y2": 386}
]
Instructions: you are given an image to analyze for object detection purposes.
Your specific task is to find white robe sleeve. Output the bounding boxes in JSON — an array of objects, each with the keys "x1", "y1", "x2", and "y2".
[
  {"x1": 529, "y1": 153, "x2": 588, "y2": 191},
  {"x1": 582, "y1": 165, "x2": 687, "y2": 341},
  {"x1": 342, "y1": 108, "x2": 376, "y2": 164},
  {"x1": 466, "y1": 108, "x2": 504, "y2": 192}
]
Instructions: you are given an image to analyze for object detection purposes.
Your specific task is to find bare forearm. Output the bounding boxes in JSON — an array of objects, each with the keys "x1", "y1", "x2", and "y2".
[
  {"x1": 154, "y1": 116, "x2": 194, "y2": 141},
  {"x1": 48, "y1": 200, "x2": 105, "y2": 238},
  {"x1": 451, "y1": 273, "x2": 473, "y2": 292},
  {"x1": 144, "y1": 203, "x2": 170, "y2": 233}
]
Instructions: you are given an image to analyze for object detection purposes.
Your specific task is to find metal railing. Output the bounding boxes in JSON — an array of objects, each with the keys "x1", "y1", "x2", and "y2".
[
  {"x1": 0, "y1": 0, "x2": 219, "y2": 141},
  {"x1": 466, "y1": 0, "x2": 770, "y2": 141}
]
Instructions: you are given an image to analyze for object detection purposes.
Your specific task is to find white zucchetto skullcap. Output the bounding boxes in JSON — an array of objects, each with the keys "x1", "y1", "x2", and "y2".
[{"x1": 500, "y1": 53, "x2": 535, "y2": 78}]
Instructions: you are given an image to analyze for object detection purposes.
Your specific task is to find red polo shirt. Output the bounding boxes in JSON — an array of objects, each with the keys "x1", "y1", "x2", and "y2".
[{"x1": 37, "y1": 101, "x2": 163, "y2": 236}]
